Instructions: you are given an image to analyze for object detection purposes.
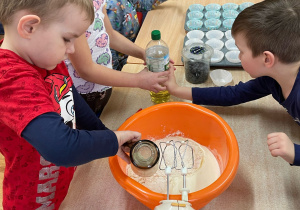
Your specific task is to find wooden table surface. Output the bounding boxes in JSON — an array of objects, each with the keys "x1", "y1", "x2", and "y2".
[
  {"x1": 127, "y1": 0, "x2": 262, "y2": 65},
  {"x1": 60, "y1": 65, "x2": 300, "y2": 210}
]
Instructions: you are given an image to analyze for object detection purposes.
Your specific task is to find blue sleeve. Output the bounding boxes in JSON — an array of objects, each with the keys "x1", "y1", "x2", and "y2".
[
  {"x1": 292, "y1": 144, "x2": 300, "y2": 166},
  {"x1": 72, "y1": 85, "x2": 107, "y2": 130},
  {"x1": 192, "y1": 77, "x2": 272, "y2": 106},
  {"x1": 21, "y1": 112, "x2": 118, "y2": 167}
]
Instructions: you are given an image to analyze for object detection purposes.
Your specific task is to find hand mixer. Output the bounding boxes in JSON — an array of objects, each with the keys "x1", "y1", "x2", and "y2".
[{"x1": 154, "y1": 140, "x2": 196, "y2": 210}]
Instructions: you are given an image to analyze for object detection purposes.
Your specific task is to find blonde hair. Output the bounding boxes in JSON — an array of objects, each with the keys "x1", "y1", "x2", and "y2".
[{"x1": 0, "y1": 0, "x2": 94, "y2": 25}]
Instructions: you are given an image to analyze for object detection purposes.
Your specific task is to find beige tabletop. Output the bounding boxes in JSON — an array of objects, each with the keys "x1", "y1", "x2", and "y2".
[
  {"x1": 127, "y1": 0, "x2": 262, "y2": 65},
  {"x1": 1, "y1": 1, "x2": 299, "y2": 209},
  {"x1": 60, "y1": 64, "x2": 300, "y2": 210}
]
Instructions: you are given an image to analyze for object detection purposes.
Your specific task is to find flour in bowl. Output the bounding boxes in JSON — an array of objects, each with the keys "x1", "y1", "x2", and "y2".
[{"x1": 126, "y1": 136, "x2": 220, "y2": 194}]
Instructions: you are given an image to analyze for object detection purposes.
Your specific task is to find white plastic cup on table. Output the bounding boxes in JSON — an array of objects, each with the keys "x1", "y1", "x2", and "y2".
[{"x1": 210, "y1": 69, "x2": 233, "y2": 86}]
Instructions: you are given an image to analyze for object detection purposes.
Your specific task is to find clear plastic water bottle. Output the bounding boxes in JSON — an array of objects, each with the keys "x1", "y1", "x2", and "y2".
[{"x1": 146, "y1": 30, "x2": 170, "y2": 104}]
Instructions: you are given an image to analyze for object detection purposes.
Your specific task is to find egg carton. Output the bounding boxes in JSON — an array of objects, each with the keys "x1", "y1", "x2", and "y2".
[
  {"x1": 183, "y1": 30, "x2": 242, "y2": 67},
  {"x1": 184, "y1": 2, "x2": 253, "y2": 32}
]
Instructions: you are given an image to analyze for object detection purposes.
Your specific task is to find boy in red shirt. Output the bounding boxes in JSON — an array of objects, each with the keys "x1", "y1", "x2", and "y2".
[{"x1": 0, "y1": 0, "x2": 141, "y2": 209}]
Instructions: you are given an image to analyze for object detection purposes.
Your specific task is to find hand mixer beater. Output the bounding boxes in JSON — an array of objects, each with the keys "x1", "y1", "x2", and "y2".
[{"x1": 154, "y1": 139, "x2": 197, "y2": 210}]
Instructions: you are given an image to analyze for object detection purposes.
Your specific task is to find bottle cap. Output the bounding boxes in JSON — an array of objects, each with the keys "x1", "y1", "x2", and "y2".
[
  {"x1": 151, "y1": 30, "x2": 161, "y2": 41},
  {"x1": 130, "y1": 140, "x2": 160, "y2": 169}
]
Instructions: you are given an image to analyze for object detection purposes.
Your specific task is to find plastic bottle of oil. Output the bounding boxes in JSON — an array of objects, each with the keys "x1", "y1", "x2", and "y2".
[{"x1": 146, "y1": 30, "x2": 170, "y2": 104}]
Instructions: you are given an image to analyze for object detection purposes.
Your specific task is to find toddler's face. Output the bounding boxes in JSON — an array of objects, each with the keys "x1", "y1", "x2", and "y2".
[{"x1": 27, "y1": 4, "x2": 91, "y2": 70}]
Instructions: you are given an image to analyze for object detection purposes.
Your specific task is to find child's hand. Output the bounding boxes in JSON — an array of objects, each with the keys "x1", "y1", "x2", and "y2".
[
  {"x1": 169, "y1": 58, "x2": 175, "y2": 65},
  {"x1": 137, "y1": 68, "x2": 170, "y2": 93},
  {"x1": 163, "y1": 64, "x2": 178, "y2": 93},
  {"x1": 267, "y1": 132, "x2": 295, "y2": 164},
  {"x1": 114, "y1": 131, "x2": 141, "y2": 164}
]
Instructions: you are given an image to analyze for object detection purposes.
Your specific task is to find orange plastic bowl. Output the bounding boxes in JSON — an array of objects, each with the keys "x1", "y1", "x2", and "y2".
[{"x1": 109, "y1": 102, "x2": 239, "y2": 209}]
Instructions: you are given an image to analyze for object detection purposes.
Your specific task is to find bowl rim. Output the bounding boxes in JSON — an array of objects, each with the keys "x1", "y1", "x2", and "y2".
[{"x1": 109, "y1": 102, "x2": 239, "y2": 209}]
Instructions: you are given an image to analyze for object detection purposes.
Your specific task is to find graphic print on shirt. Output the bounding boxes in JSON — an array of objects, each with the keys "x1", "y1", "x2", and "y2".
[
  {"x1": 93, "y1": 0, "x2": 104, "y2": 10},
  {"x1": 36, "y1": 156, "x2": 60, "y2": 209},
  {"x1": 45, "y1": 74, "x2": 75, "y2": 128},
  {"x1": 28, "y1": 73, "x2": 76, "y2": 209},
  {"x1": 93, "y1": 15, "x2": 111, "y2": 66}
]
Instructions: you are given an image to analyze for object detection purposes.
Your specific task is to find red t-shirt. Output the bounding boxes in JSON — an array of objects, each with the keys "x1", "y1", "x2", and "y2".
[{"x1": 0, "y1": 49, "x2": 76, "y2": 209}]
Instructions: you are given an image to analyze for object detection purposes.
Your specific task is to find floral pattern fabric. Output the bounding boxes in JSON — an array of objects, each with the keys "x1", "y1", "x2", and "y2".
[{"x1": 65, "y1": 0, "x2": 112, "y2": 94}]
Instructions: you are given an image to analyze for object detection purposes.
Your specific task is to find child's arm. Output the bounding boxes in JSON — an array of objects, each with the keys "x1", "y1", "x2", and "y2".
[
  {"x1": 167, "y1": 72, "x2": 273, "y2": 106},
  {"x1": 267, "y1": 132, "x2": 295, "y2": 164},
  {"x1": 21, "y1": 87, "x2": 141, "y2": 166},
  {"x1": 68, "y1": 36, "x2": 169, "y2": 93},
  {"x1": 165, "y1": 65, "x2": 193, "y2": 100}
]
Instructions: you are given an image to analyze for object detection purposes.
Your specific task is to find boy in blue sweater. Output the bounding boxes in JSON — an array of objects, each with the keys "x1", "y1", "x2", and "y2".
[{"x1": 165, "y1": 0, "x2": 300, "y2": 166}]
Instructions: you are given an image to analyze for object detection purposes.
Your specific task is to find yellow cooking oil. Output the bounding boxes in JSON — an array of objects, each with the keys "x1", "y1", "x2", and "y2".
[{"x1": 150, "y1": 90, "x2": 170, "y2": 104}]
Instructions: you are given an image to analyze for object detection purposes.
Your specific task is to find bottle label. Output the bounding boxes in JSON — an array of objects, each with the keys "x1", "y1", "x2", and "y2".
[{"x1": 147, "y1": 54, "x2": 170, "y2": 72}]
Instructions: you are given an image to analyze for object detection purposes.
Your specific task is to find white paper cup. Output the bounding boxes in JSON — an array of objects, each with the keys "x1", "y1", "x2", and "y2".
[
  {"x1": 187, "y1": 30, "x2": 205, "y2": 40},
  {"x1": 185, "y1": 38, "x2": 203, "y2": 46}
]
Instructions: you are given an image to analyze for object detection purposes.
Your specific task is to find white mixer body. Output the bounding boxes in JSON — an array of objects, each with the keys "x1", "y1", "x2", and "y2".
[{"x1": 154, "y1": 200, "x2": 195, "y2": 210}]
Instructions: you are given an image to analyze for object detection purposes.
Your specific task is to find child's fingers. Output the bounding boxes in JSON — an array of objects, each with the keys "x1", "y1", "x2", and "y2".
[
  {"x1": 153, "y1": 84, "x2": 167, "y2": 92},
  {"x1": 267, "y1": 132, "x2": 279, "y2": 139},
  {"x1": 268, "y1": 141, "x2": 279, "y2": 151},
  {"x1": 267, "y1": 132, "x2": 286, "y2": 140},
  {"x1": 118, "y1": 151, "x2": 131, "y2": 164},
  {"x1": 157, "y1": 75, "x2": 169, "y2": 83},
  {"x1": 267, "y1": 137, "x2": 277, "y2": 146},
  {"x1": 156, "y1": 70, "x2": 170, "y2": 77},
  {"x1": 269, "y1": 148, "x2": 281, "y2": 157},
  {"x1": 167, "y1": 66, "x2": 175, "y2": 74}
]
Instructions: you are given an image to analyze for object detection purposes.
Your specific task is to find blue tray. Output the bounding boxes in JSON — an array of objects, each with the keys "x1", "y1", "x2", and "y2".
[{"x1": 184, "y1": 3, "x2": 247, "y2": 32}]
